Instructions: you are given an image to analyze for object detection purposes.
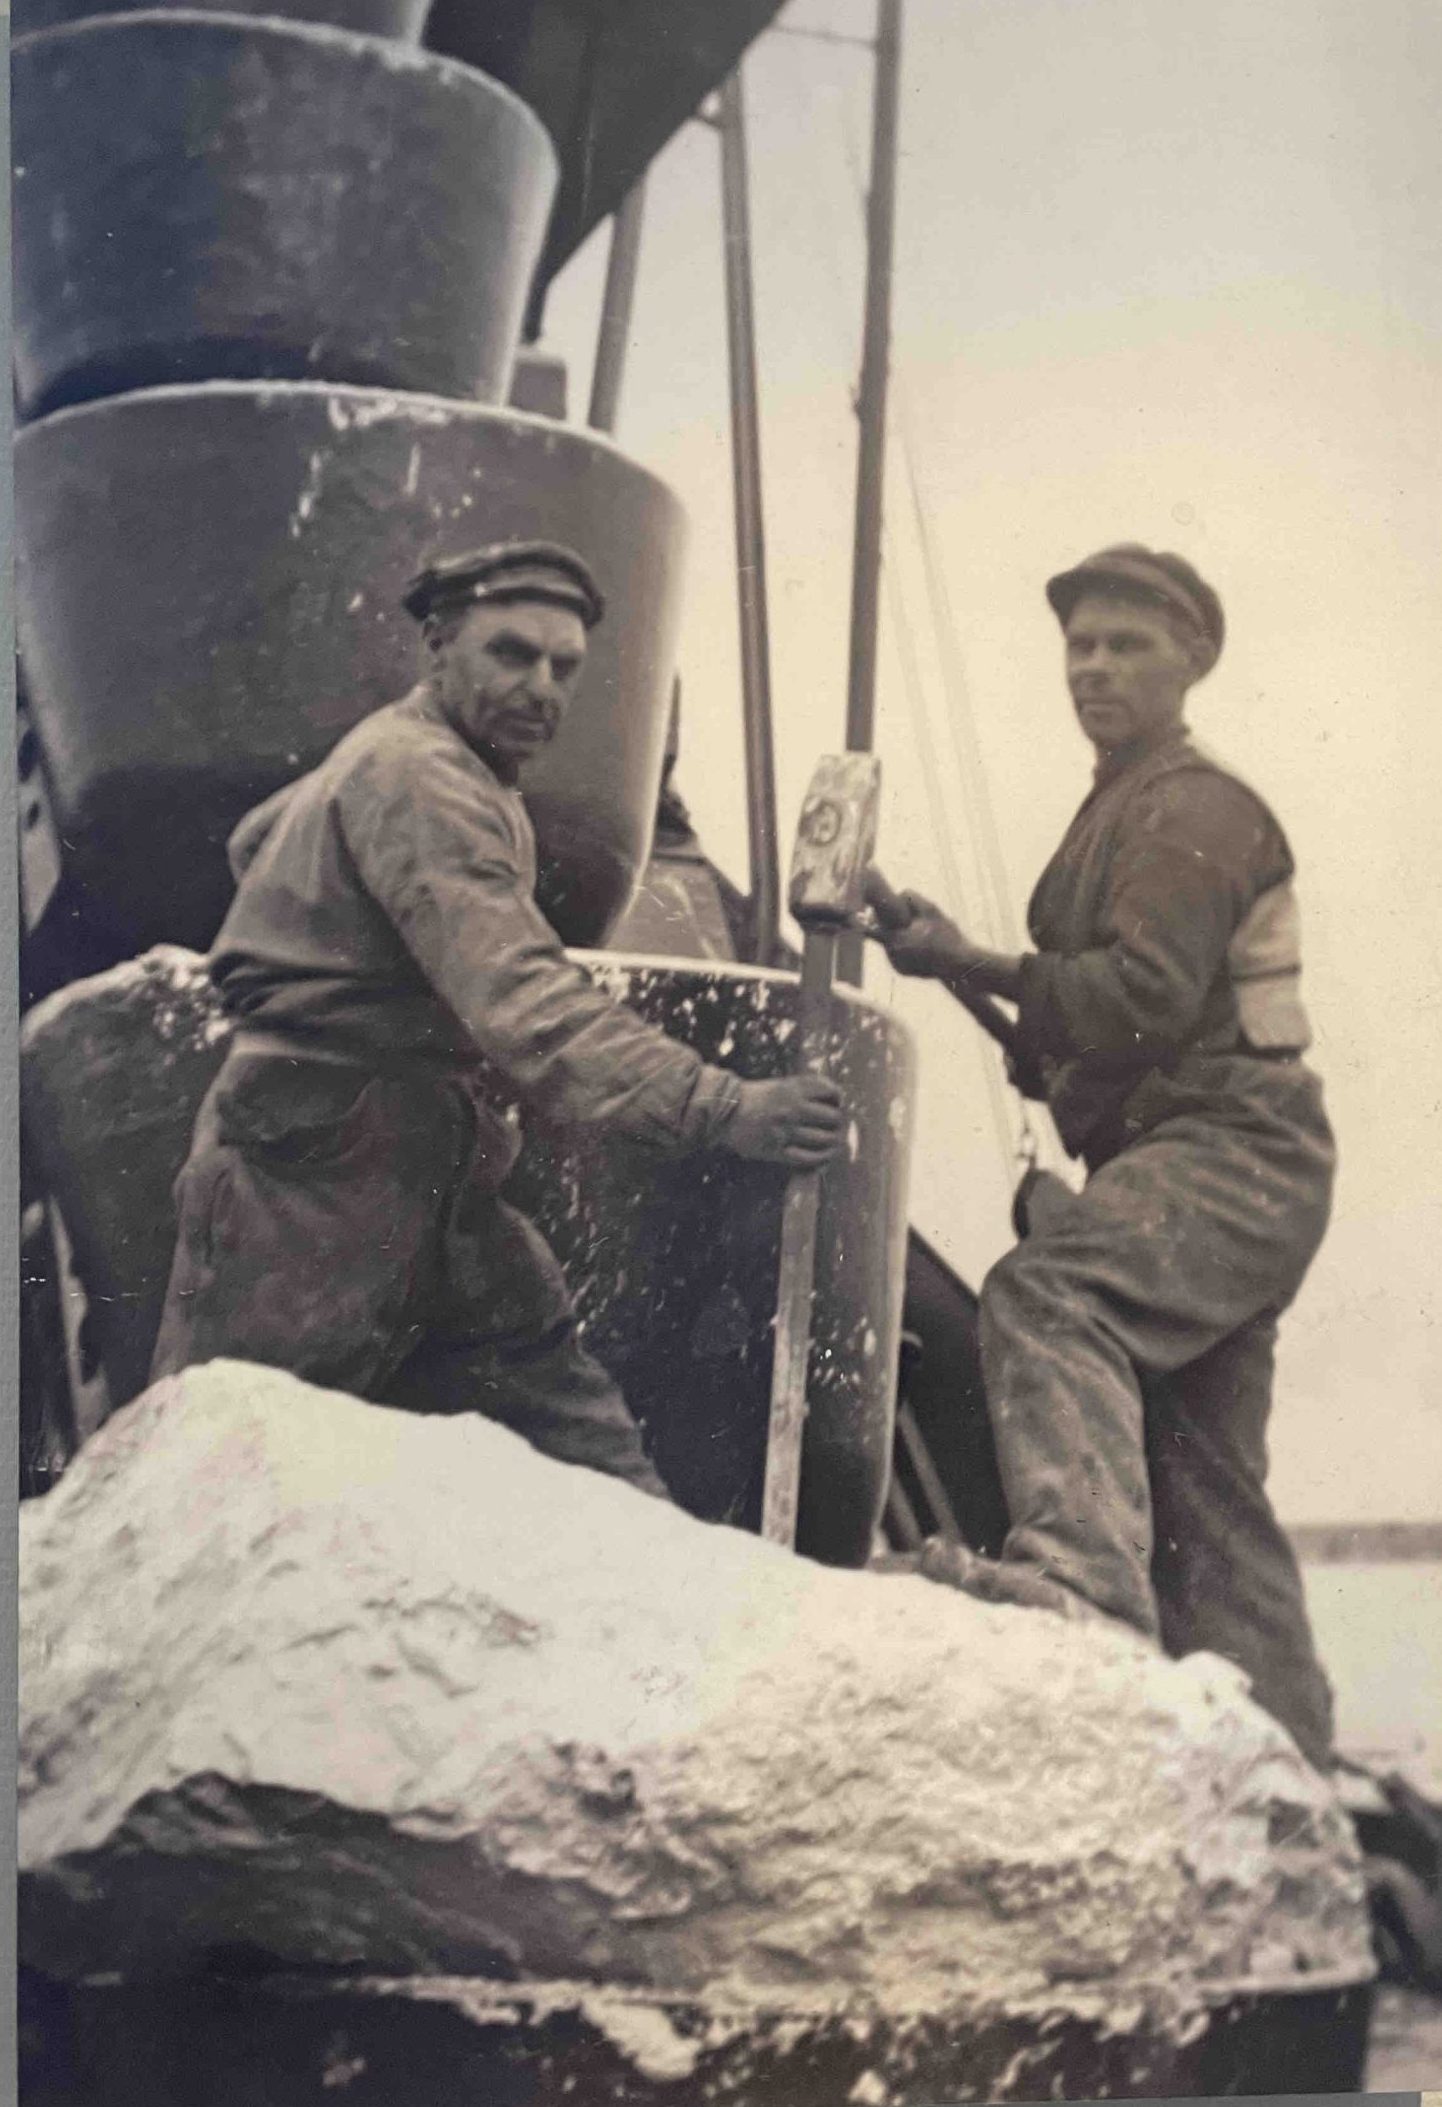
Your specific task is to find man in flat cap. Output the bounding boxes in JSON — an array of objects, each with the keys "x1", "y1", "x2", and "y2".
[
  {"x1": 152, "y1": 540, "x2": 844, "y2": 1494},
  {"x1": 867, "y1": 545, "x2": 1336, "y2": 1767}
]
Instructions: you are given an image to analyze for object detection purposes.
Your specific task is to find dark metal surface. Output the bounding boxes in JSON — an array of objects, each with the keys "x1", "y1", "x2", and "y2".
[
  {"x1": 15, "y1": 384, "x2": 687, "y2": 953},
  {"x1": 11, "y1": 14, "x2": 556, "y2": 421},
  {"x1": 423, "y1": 0, "x2": 788, "y2": 291},
  {"x1": 12, "y1": 0, "x2": 789, "y2": 296},
  {"x1": 21, "y1": 955, "x2": 914, "y2": 1564},
  {"x1": 18, "y1": 1966, "x2": 1375, "y2": 2104},
  {"x1": 10, "y1": 0, "x2": 429, "y2": 45},
  {"x1": 587, "y1": 176, "x2": 648, "y2": 434},
  {"x1": 510, "y1": 961, "x2": 914, "y2": 1563},
  {"x1": 892, "y1": 1231, "x2": 1009, "y2": 1556},
  {"x1": 18, "y1": 1205, "x2": 77, "y2": 1500}
]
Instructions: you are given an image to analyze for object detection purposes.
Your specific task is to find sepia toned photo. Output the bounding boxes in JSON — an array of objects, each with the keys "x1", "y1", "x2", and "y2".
[{"x1": 12, "y1": 0, "x2": 1441, "y2": 2099}]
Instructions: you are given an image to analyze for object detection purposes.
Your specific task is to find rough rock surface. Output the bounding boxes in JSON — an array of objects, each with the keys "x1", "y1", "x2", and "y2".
[{"x1": 21, "y1": 1364, "x2": 1373, "y2": 2044}]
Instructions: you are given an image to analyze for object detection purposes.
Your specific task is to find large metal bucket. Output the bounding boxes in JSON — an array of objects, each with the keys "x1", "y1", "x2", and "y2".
[
  {"x1": 10, "y1": 0, "x2": 431, "y2": 45},
  {"x1": 21, "y1": 951, "x2": 914, "y2": 1565},
  {"x1": 11, "y1": 15, "x2": 556, "y2": 419},
  {"x1": 512, "y1": 958, "x2": 916, "y2": 1565},
  {"x1": 14, "y1": 385, "x2": 688, "y2": 952}
]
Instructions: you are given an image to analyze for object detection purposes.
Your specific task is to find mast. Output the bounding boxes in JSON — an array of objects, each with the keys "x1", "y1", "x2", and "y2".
[
  {"x1": 587, "y1": 175, "x2": 648, "y2": 434},
  {"x1": 717, "y1": 65, "x2": 782, "y2": 965},
  {"x1": 840, "y1": 0, "x2": 903, "y2": 983}
]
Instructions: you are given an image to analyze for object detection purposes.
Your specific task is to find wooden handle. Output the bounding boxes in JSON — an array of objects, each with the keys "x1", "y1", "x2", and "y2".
[
  {"x1": 862, "y1": 867, "x2": 1020, "y2": 1059},
  {"x1": 942, "y1": 973, "x2": 1020, "y2": 1060},
  {"x1": 760, "y1": 928, "x2": 836, "y2": 1548}
]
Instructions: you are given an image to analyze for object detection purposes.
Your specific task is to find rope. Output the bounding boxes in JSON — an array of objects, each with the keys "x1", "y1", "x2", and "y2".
[
  {"x1": 880, "y1": 557, "x2": 1019, "y2": 1171},
  {"x1": 896, "y1": 428, "x2": 1015, "y2": 948},
  {"x1": 893, "y1": 414, "x2": 1041, "y2": 1166},
  {"x1": 767, "y1": 22, "x2": 877, "y2": 52}
]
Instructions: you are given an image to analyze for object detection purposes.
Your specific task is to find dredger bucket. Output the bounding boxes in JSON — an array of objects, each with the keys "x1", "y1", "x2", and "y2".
[
  {"x1": 15, "y1": 386, "x2": 689, "y2": 957},
  {"x1": 21, "y1": 949, "x2": 916, "y2": 1567}
]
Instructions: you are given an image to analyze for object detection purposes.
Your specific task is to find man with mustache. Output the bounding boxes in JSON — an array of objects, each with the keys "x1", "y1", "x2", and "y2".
[
  {"x1": 152, "y1": 541, "x2": 844, "y2": 1494},
  {"x1": 868, "y1": 545, "x2": 1337, "y2": 1768}
]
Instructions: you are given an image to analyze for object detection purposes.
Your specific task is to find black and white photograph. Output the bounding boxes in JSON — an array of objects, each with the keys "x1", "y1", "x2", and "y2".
[{"x1": 11, "y1": 0, "x2": 1442, "y2": 2099}]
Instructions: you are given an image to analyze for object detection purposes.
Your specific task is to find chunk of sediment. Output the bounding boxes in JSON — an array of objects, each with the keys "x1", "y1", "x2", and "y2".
[{"x1": 20, "y1": 1361, "x2": 1373, "y2": 2039}]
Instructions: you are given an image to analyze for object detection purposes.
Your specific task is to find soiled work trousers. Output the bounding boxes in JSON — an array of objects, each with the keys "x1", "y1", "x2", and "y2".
[
  {"x1": 980, "y1": 1054, "x2": 1337, "y2": 1767},
  {"x1": 151, "y1": 1047, "x2": 666, "y2": 1496}
]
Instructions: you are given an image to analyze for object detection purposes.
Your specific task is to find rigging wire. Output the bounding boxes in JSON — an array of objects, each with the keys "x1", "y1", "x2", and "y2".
[
  {"x1": 831, "y1": 94, "x2": 1042, "y2": 1163},
  {"x1": 768, "y1": 22, "x2": 877, "y2": 51},
  {"x1": 831, "y1": 131, "x2": 988, "y2": 930},
  {"x1": 896, "y1": 424, "x2": 1017, "y2": 950},
  {"x1": 890, "y1": 406, "x2": 1044, "y2": 1166},
  {"x1": 771, "y1": 27, "x2": 1028, "y2": 1171},
  {"x1": 879, "y1": 560, "x2": 1020, "y2": 1171},
  {"x1": 833, "y1": 115, "x2": 1017, "y2": 949}
]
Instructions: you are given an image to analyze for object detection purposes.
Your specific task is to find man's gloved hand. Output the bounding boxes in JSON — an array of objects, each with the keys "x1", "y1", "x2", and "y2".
[{"x1": 727, "y1": 1076, "x2": 846, "y2": 1168}]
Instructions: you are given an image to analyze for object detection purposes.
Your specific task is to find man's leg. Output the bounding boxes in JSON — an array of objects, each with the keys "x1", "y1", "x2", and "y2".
[
  {"x1": 388, "y1": 1181, "x2": 669, "y2": 1498},
  {"x1": 1147, "y1": 1318, "x2": 1335, "y2": 1767},
  {"x1": 151, "y1": 1054, "x2": 438, "y2": 1397},
  {"x1": 979, "y1": 1089, "x2": 1333, "y2": 1635}
]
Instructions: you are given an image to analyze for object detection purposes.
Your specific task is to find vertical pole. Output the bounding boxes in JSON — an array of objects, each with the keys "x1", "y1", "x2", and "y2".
[
  {"x1": 761, "y1": 925, "x2": 837, "y2": 1545},
  {"x1": 718, "y1": 65, "x2": 782, "y2": 966},
  {"x1": 587, "y1": 174, "x2": 648, "y2": 434},
  {"x1": 839, "y1": 0, "x2": 904, "y2": 983}
]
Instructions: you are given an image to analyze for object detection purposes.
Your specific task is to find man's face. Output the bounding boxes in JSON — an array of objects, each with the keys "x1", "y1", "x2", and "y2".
[
  {"x1": 1063, "y1": 592, "x2": 1197, "y2": 754},
  {"x1": 432, "y1": 599, "x2": 587, "y2": 776}
]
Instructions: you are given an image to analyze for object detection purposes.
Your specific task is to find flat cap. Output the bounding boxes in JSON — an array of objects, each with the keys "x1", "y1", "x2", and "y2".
[
  {"x1": 402, "y1": 539, "x2": 605, "y2": 628},
  {"x1": 1045, "y1": 544, "x2": 1224, "y2": 674}
]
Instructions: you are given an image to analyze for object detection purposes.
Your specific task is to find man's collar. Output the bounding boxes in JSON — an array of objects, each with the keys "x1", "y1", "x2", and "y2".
[
  {"x1": 404, "y1": 686, "x2": 519, "y2": 790},
  {"x1": 1092, "y1": 721, "x2": 1190, "y2": 786}
]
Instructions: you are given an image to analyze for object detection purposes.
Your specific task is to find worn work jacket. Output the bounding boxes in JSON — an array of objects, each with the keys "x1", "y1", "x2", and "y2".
[
  {"x1": 209, "y1": 690, "x2": 742, "y2": 1154},
  {"x1": 1013, "y1": 727, "x2": 1313, "y2": 1161}
]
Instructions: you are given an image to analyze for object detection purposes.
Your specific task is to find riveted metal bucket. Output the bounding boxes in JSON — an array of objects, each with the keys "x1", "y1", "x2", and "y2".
[
  {"x1": 15, "y1": 385, "x2": 687, "y2": 953},
  {"x1": 10, "y1": 0, "x2": 431, "y2": 43},
  {"x1": 11, "y1": 15, "x2": 556, "y2": 418},
  {"x1": 21, "y1": 951, "x2": 914, "y2": 1566}
]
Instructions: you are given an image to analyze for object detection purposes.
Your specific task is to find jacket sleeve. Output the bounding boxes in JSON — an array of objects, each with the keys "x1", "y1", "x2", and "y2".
[
  {"x1": 1015, "y1": 771, "x2": 1282, "y2": 1063},
  {"x1": 335, "y1": 735, "x2": 742, "y2": 1153},
  {"x1": 227, "y1": 780, "x2": 304, "y2": 880}
]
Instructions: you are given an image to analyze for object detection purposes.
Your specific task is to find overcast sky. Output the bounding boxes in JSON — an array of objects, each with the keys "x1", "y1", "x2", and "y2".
[{"x1": 543, "y1": 0, "x2": 1441, "y2": 1524}]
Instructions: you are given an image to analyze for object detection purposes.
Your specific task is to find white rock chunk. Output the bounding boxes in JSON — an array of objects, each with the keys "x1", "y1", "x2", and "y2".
[{"x1": 20, "y1": 1361, "x2": 1373, "y2": 2040}]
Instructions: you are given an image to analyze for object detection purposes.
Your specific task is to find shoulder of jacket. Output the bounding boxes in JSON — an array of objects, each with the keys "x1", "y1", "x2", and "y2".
[
  {"x1": 339, "y1": 700, "x2": 535, "y2": 862},
  {"x1": 1136, "y1": 740, "x2": 1282, "y2": 819},
  {"x1": 335, "y1": 697, "x2": 494, "y2": 793},
  {"x1": 1135, "y1": 742, "x2": 1295, "y2": 869},
  {"x1": 312, "y1": 698, "x2": 414, "y2": 782}
]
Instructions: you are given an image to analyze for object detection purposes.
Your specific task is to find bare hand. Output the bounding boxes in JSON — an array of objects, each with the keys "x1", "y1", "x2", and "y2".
[
  {"x1": 862, "y1": 866, "x2": 914, "y2": 933},
  {"x1": 727, "y1": 1076, "x2": 846, "y2": 1168},
  {"x1": 863, "y1": 870, "x2": 970, "y2": 979},
  {"x1": 882, "y1": 893, "x2": 968, "y2": 978}
]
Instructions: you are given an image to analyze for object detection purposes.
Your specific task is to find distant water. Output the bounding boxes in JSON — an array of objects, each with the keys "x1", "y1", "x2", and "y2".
[{"x1": 1301, "y1": 1559, "x2": 1442, "y2": 1786}]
